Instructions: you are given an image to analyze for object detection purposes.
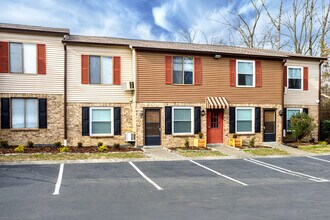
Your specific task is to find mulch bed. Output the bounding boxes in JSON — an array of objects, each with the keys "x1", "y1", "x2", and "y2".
[
  {"x1": 0, "y1": 146, "x2": 142, "y2": 154},
  {"x1": 169, "y1": 147, "x2": 211, "y2": 151},
  {"x1": 234, "y1": 145, "x2": 271, "y2": 149}
]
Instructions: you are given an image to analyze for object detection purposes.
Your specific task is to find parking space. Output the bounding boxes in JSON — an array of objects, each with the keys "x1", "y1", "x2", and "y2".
[{"x1": 1, "y1": 157, "x2": 330, "y2": 219}]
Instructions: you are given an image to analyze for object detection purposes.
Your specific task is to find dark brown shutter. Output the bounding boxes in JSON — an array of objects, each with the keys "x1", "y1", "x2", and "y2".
[
  {"x1": 113, "y1": 56, "x2": 121, "y2": 85},
  {"x1": 0, "y1": 42, "x2": 9, "y2": 73},
  {"x1": 81, "y1": 55, "x2": 89, "y2": 84},
  {"x1": 82, "y1": 107, "x2": 90, "y2": 136},
  {"x1": 255, "y1": 61, "x2": 262, "y2": 87},
  {"x1": 255, "y1": 107, "x2": 261, "y2": 133},
  {"x1": 194, "y1": 57, "x2": 202, "y2": 85},
  {"x1": 114, "y1": 107, "x2": 121, "y2": 135},
  {"x1": 37, "y1": 44, "x2": 46, "y2": 74},
  {"x1": 39, "y1": 98, "x2": 47, "y2": 128},
  {"x1": 165, "y1": 106, "x2": 172, "y2": 134},
  {"x1": 1, "y1": 98, "x2": 10, "y2": 129},
  {"x1": 194, "y1": 107, "x2": 201, "y2": 134},
  {"x1": 229, "y1": 107, "x2": 236, "y2": 133},
  {"x1": 303, "y1": 67, "x2": 308, "y2": 90},
  {"x1": 283, "y1": 66, "x2": 287, "y2": 87},
  {"x1": 165, "y1": 56, "x2": 173, "y2": 85},
  {"x1": 230, "y1": 59, "x2": 236, "y2": 87},
  {"x1": 303, "y1": 108, "x2": 308, "y2": 114}
]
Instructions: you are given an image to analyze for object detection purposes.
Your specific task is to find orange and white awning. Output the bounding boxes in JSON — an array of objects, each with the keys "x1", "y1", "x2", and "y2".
[{"x1": 206, "y1": 97, "x2": 229, "y2": 109}]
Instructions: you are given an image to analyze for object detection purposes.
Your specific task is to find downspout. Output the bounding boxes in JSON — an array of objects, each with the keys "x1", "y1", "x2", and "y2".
[
  {"x1": 318, "y1": 60, "x2": 325, "y2": 141},
  {"x1": 282, "y1": 59, "x2": 287, "y2": 143},
  {"x1": 64, "y1": 42, "x2": 68, "y2": 146}
]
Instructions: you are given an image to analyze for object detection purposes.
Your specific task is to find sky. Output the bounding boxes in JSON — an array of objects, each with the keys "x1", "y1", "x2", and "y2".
[{"x1": 0, "y1": 0, "x2": 329, "y2": 51}]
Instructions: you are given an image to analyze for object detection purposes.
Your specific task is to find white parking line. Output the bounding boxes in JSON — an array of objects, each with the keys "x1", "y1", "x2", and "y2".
[
  {"x1": 307, "y1": 156, "x2": 330, "y2": 163},
  {"x1": 53, "y1": 163, "x2": 64, "y2": 195},
  {"x1": 129, "y1": 162, "x2": 163, "y2": 191},
  {"x1": 244, "y1": 158, "x2": 329, "y2": 182},
  {"x1": 189, "y1": 160, "x2": 248, "y2": 186}
]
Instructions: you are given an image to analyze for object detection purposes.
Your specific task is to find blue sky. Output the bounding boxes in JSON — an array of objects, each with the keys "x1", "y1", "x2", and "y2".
[{"x1": 0, "y1": 0, "x2": 328, "y2": 52}]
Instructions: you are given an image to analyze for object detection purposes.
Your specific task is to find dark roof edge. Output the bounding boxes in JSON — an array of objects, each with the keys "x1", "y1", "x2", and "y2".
[{"x1": 0, "y1": 23, "x2": 70, "y2": 35}]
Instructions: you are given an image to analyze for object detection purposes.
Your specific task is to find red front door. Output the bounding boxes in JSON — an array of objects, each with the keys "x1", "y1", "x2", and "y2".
[{"x1": 207, "y1": 109, "x2": 223, "y2": 144}]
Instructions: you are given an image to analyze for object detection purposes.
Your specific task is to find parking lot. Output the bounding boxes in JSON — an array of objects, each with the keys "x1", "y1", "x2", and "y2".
[{"x1": 1, "y1": 156, "x2": 330, "y2": 220}]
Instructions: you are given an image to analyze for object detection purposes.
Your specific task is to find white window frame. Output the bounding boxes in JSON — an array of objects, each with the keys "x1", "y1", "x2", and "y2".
[
  {"x1": 89, "y1": 107, "x2": 114, "y2": 136},
  {"x1": 235, "y1": 107, "x2": 255, "y2": 134},
  {"x1": 287, "y1": 66, "x2": 303, "y2": 90},
  {"x1": 172, "y1": 106, "x2": 194, "y2": 135},
  {"x1": 172, "y1": 56, "x2": 194, "y2": 85},
  {"x1": 236, "y1": 60, "x2": 255, "y2": 87},
  {"x1": 11, "y1": 98, "x2": 39, "y2": 129},
  {"x1": 9, "y1": 42, "x2": 37, "y2": 74},
  {"x1": 286, "y1": 108, "x2": 302, "y2": 131},
  {"x1": 89, "y1": 55, "x2": 113, "y2": 85}
]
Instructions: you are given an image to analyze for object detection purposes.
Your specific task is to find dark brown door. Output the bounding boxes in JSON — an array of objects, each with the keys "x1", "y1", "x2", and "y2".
[
  {"x1": 264, "y1": 110, "x2": 276, "y2": 142},
  {"x1": 144, "y1": 109, "x2": 161, "y2": 146},
  {"x1": 207, "y1": 109, "x2": 223, "y2": 144}
]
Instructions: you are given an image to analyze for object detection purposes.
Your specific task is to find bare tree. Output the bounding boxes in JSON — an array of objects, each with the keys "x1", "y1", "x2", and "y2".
[
  {"x1": 178, "y1": 26, "x2": 197, "y2": 43},
  {"x1": 319, "y1": 0, "x2": 330, "y2": 57}
]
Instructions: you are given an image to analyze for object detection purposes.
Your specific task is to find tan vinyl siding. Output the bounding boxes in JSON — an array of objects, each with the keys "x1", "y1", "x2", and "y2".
[
  {"x1": 284, "y1": 59, "x2": 319, "y2": 105},
  {"x1": 137, "y1": 51, "x2": 282, "y2": 104},
  {"x1": 67, "y1": 44, "x2": 133, "y2": 103},
  {"x1": 0, "y1": 32, "x2": 64, "y2": 94}
]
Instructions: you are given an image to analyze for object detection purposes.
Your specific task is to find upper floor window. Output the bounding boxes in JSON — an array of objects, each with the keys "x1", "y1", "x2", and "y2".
[
  {"x1": 236, "y1": 107, "x2": 254, "y2": 133},
  {"x1": 288, "y1": 67, "x2": 302, "y2": 90},
  {"x1": 11, "y1": 98, "x2": 38, "y2": 128},
  {"x1": 89, "y1": 56, "x2": 113, "y2": 84},
  {"x1": 237, "y1": 60, "x2": 255, "y2": 87},
  {"x1": 10, "y1": 43, "x2": 37, "y2": 74},
  {"x1": 173, "y1": 56, "x2": 193, "y2": 85}
]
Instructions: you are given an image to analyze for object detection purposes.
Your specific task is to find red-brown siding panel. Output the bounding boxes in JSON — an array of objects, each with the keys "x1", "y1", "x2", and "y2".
[
  {"x1": 113, "y1": 56, "x2": 121, "y2": 85},
  {"x1": 165, "y1": 56, "x2": 173, "y2": 84},
  {"x1": 81, "y1": 55, "x2": 89, "y2": 84},
  {"x1": 37, "y1": 44, "x2": 46, "y2": 74},
  {"x1": 0, "y1": 42, "x2": 9, "y2": 73},
  {"x1": 283, "y1": 66, "x2": 287, "y2": 87},
  {"x1": 229, "y1": 59, "x2": 236, "y2": 87},
  {"x1": 194, "y1": 57, "x2": 202, "y2": 85},
  {"x1": 256, "y1": 60, "x2": 262, "y2": 87},
  {"x1": 303, "y1": 67, "x2": 308, "y2": 90}
]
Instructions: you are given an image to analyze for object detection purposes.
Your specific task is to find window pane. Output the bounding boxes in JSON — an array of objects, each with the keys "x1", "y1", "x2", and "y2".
[
  {"x1": 12, "y1": 99, "x2": 25, "y2": 128},
  {"x1": 92, "y1": 122, "x2": 111, "y2": 134},
  {"x1": 238, "y1": 62, "x2": 253, "y2": 74},
  {"x1": 184, "y1": 72, "x2": 193, "y2": 84},
  {"x1": 90, "y1": 56, "x2": 101, "y2": 84},
  {"x1": 174, "y1": 121, "x2": 191, "y2": 133},
  {"x1": 26, "y1": 99, "x2": 38, "y2": 128},
  {"x1": 92, "y1": 109, "x2": 111, "y2": 121},
  {"x1": 237, "y1": 121, "x2": 252, "y2": 132},
  {"x1": 174, "y1": 109, "x2": 191, "y2": 121},
  {"x1": 102, "y1": 57, "x2": 112, "y2": 84},
  {"x1": 173, "y1": 57, "x2": 183, "y2": 84},
  {"x1": 287, "y1": 110, "x2": 300, "y2": 119},
  {"x1": 238, "y1": 74, "x2": 253, "y2": 86},
  {"x1": 288, "y1": 68, "x2": 301, "y2": 78},
  {"x1": 184, "y1": 57, "x2": 193, "y2": 84},
  {"x1": 23, "y1": 43, "x2": 37, "y2": 74},
  {"x1": 10, "y1": 43, "x2": 23, "y2": 73},
  {"x1": 289, "y1": 79, "x2": 301, "y2": 89},
  {"x1": 237, "y1": 109, "x2": 252, "y2": 120}
]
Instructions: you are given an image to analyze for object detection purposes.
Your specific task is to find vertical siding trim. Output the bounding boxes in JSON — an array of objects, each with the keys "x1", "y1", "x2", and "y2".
[
  {"x1": 229, "y1": 59, "x2": 236, "y2": 87},
  {"x1": 194, "y1": 57, "x2": 202, "y2": 85},
  {"x1": 303, "y1": 67, "x2": 308, "y2": 90},
  {"x1": 81, "y1": 55, "x2": 89, "y2": 84},
  {"x1": 165, "y1": 56, "x2": 173, "y2": 85},
  {"x1": 37, "y1": 44, "x2": 46, "y2": 74},
  {"x1": 255, "y1": 60, "x2": 262, "y2": 87},
  {"x1": 0, "y1": 42, "x2": 9, "y2": 73}
]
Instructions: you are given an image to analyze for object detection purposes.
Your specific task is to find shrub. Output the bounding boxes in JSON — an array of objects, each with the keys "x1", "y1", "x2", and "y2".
[
  {"x1": 26, "y1": 141, "x2": 34, "y2": 148},
  {"x1": 54, "y1": 142, "x2": 62, "y2": 148},
  {"x1": 0, "y1": 139, "x2": 9, "y2": 148},
  {"x1": 325, "y1": 137, "x2": 330, "y2": 143},
  {"x1": 14, "y1": 145, "x2": 24, "y2": 153},
  {"x1": 77, "y1": 142, "x2": 83, "y2": 148},
  {"x1": 321, "y1": 120, "x2": 330, "y2": 141},
  {"x1": 198, "y1": 132, "x2": 204, "y2": 139},
  {"x1": 97, "y1": 142, "x2": 103, "y2": 147},
  {"x1": 290, "y1": 113, "x2": 316, "y2": 142},
  {"x1": 113, "y1": 142, "x2": 120, "y2": 149},
  {"x1": 184, "y1": 138, "x2": 190, "y2": 148},
  {"x1": 59, "y1": 146, "x2": 69, "y2": 153},
  {"x1": 98, "y1": 145, "x2": 109, "y2": 152},
  {"x1": 249, "y1": 137, "x2": 255, "y2": 148},
  {"x1": 319, "y1": 141, "x2": 328, "y2": 146}
]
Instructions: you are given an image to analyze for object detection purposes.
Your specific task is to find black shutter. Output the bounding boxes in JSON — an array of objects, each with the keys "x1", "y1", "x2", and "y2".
[
  {"x1": 114, "y1": 107, "x2": 121, "y2": 135},
  {"x1": 283, "y1": 108, "x2": 287, "y2": 130},
  {"x1": 229, "y1": 107, "x2": 236, "y2": 133},
  {"x1": 194, "y1": 107, "x2": 201, "y2": 134},
  {"x1": 82, "y1": 107, "x2": 89, "y2": 136},
  {"x1": 303, "y1": 108, "x2": 308, "y2": 114},
  {"x1": 1, "y1": 98, "x2": 10, "y2": 129},
  {"x1": 255, "y1": 107, "x2": 261, "y2": 133},
  {"x1": 165, "y1": 106, "x2": 172, "y2": 134},
  {"x1": 39, "y1": 98, "x2": 47, "y2": 129}
]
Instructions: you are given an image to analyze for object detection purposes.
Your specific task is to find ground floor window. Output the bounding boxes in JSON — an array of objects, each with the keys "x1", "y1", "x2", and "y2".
[
  {"x1": 11, "y1": 98, "x2": 38, "y2": 128},
  {"x1": 236, "y1": 107, "x2": 254, "y2": 133},
  {"x1": 90, "y1": 107, "x2": 113, "y2": 136},
  {"x1": 172, "y1": 107, "x2": 193, "y2": 134},
  {"x1": 286, "y1": 108, "x2": 302, "y2": 131}
]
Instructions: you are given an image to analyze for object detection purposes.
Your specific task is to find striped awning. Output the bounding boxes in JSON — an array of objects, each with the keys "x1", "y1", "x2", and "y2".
[{"x1": 206, "y1": 97, "x2": 229, "y2": 109}]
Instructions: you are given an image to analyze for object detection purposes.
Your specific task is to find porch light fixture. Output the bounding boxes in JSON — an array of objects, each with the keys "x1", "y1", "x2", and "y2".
[
  {"x1": 214, "y1": 54, "x2": 221, "y2": 59},
  {"x1": 278, "y1": 110, "x2": 283, "y2": 116},
  {"x1": 139, "y1": 110, "x2": 144, "y2": 118},
  {"x1": 201, "y1": 109, "x2": 205, "y2": 116}
]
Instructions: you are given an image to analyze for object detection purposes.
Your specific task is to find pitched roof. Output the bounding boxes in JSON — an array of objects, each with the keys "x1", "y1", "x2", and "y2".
[
  {"x1": 0, "y1": 23, "x2": 69, "y2": 35},
  {"x1": 64, "y1": 35, "x2": 326, "y2": 60}
]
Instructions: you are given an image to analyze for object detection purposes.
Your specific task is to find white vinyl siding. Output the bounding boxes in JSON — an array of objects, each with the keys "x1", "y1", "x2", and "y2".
[
  {"x1": 236, "y1": 107, "x2": 254, "y2": 134},
  {"x1": 11, "y1": 98, "x2": 38, "y2": 128},
  {"x1": 172, "y1": 107, "x2": 193, "y2": 134},
  {"x1": 236, "y1": 60, "x2": 255, "y2": 87},
  {"x1": 90, "y1": 107, "x2": 113, "y2": 136}
]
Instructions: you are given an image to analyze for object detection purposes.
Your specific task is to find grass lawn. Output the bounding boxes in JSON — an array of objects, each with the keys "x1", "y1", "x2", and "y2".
[
  {"x1": 243, "y1": 148, "x2": 289, "y2": 156},
  {"x1": 298, "y1": 145, "x2": 330, "y2": 154},
  {"x1": 0, "y1": 152, "x2": 146, "y2": 162},
  {"x1": 175, "y1": 149, "x2": 227, "y2": 157}
]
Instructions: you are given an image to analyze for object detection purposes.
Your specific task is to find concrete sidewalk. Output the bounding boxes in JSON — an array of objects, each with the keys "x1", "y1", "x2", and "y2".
[
  {"x1": 211, "y1": 145, "x2": 251, "y2": 158},
  {"x1": 265, "y1": 142, "x2": 316, "y2": 156},
  {"x1": 142, "y1": 147, "x2": 184, "y2": 160}
]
